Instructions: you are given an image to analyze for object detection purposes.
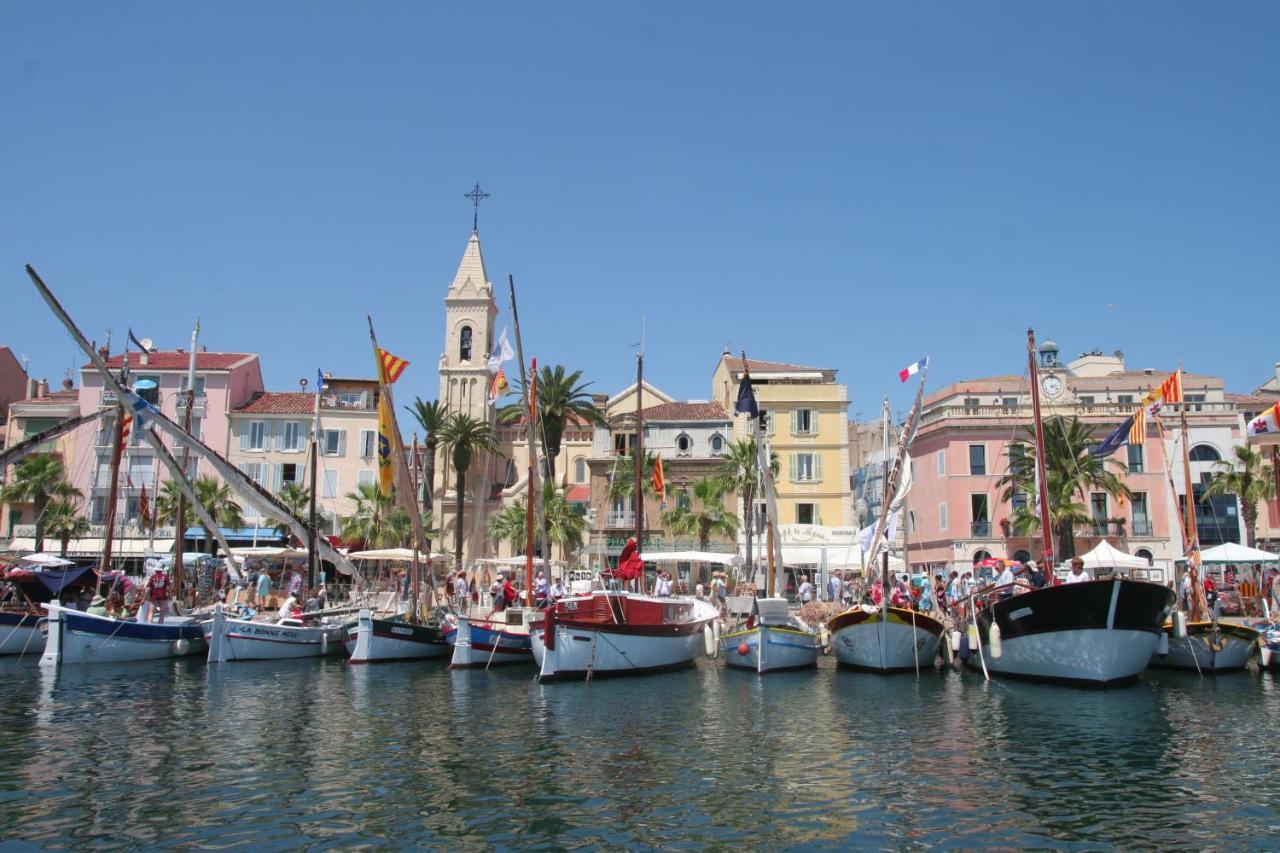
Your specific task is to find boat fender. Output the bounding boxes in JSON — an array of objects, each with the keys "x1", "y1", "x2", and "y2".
[
  {"x1": 958, "y1": 631, "x2": 970, "y2": 662},
  {"x1": 967, "y1": 624, "x2": 979, "y2": 651},
  {"x1": 1156, "y1": 632, "x2": 1169, "y2": 656},
  {"x1": 703, "y1": 624, "x2": 716, "y2": 658},
  {"x1": 941, "y1": 635, "x2": 953, "y2": 664},
  {"x1": 988, "y1": 622, "x2": 1002, "y2": 660},
  {"x1": 950, "y1": 630, "x2": 961, "y2": 653},
  {"x1": 1261, "y1": 644, "x2": 1273, "y2": 668},
  {"x1": 1172, "y1": 611, "x2": 1188, "y2": 639},
  {"x1": 172, "y1": 638, "x2": 190, "y2": 656},
  {"x1": 737, "y1": 642, "x2": 751, "y2": 657},
  {"x1": 320, "y1": 632, "x2": 329, "y2": 656}
]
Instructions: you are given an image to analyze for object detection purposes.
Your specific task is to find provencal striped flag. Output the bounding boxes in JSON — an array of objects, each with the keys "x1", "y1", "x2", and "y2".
[
  {"x1": 377, "y1": 348, "x2": 410, "y2": 384},
  {"x1": 1128, "y1": 407, "x2": 1146, "y2": 446}
]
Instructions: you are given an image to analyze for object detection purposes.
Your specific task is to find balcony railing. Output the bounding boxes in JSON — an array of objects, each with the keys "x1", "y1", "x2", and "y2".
[
  {"x1": 920, "y1": 399, "x2": 1238, "y2": 426},
  {"x1": 1131, "y1": 520, "x2": 1153, "y2": 536},
  {"x1": 176, "y1": 394, "x2": 207, "y2": 414},
  {"x1": 606, "y1": 511, "x2": 636, "y2": 528},
  {"x1": 970, "y1": 521, "x2": 991, "y2": 537}
]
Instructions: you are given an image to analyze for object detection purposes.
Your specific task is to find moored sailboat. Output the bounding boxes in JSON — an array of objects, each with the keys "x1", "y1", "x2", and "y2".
[
  {"x1": 965, "y1": 330, "x2": 1174, "y2": 687},
  {"x1": 204, "y1": 602, "x2": 343, "y2": 661}
]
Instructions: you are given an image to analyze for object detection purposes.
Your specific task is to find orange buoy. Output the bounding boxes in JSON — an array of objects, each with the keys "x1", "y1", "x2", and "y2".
[{"x1": 737, "y1": 642, "x2": 750, "y2": 656}]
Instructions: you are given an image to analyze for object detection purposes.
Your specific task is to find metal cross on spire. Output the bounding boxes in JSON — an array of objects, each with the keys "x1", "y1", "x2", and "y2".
[{"x1": 464, "y1": 181, "x2": 490, "y2": 232}]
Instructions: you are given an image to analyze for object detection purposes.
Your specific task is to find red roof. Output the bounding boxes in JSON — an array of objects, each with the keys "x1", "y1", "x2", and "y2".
[
  {"x1": 1227, "y1": 392, "x2": 1275, "y2": 408},
  {"x1": 19, "y1": 389, "x2": 79, "y2": 405},
  {"x1": 723, "y1": 356, "x2": 830, "y2": 374},
  {"x1": 565, "y1": 485, "x2": 591, "y2": 503},
  {"x1": 91, "y1": 351, "x2": 256, "y2": 371},
  {"x1": 234, "y1": 392, "x2": 315, "y2": 414},
  {"x1": 612, "y1": 401, "x2": 730, "y2": 424}
]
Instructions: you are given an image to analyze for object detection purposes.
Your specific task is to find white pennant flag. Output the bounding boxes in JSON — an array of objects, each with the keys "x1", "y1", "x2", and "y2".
[{"x1": 487, "y1": 328, "x2": 515, "y2": 374}]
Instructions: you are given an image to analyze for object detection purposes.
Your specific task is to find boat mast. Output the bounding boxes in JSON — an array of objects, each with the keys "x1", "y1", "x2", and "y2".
[
  {"x1": 1177, "y1": 371, "x2": 1207, "y2": 620},
  {"x1": 410, "y1": 434, "x2": 420, "y2": 618},
  {"x1": 307, "y1": 388, "x2": 319, "y2": 591},
  {"x1": 99, "y1": 352, "x2": 128, "y2": 591},
  {"x1": 1026, "y1": 329, "x2": 1055, "y2": 565},
  {"x1": 881, "y1": 397, "x2": 891, "y2": 620},
  {"x1": 508, "y1": 276, "x2": 539, "y2": 610},
  {"x1": 174, "y1": 318, "x2": 198, "y2": 605},
  {"x1": 635, "y1": 351, "x2": 645, "y2": 596}
]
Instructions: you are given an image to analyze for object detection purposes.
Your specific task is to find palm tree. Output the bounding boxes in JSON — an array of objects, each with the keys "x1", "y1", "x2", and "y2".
[
  {"x1": 997, "y1": 415, "x2": 1131, "y2": 559},
  {"x1": 339, "y1": 482, "x2": 393, "y2": 548},
  {"x1": 153, "y1": 480, "x2": 195, "y2": 535},
  {"x1": 1203, "y1": 444, "x2": 1276, "y2": 548},
  {"x1": 486, "y1": 499, "x2": 529, "y2": 555},
  {"x1": 407, "y1": 398, "x2": 449, "y2": 532},
  {"x1": 717, "y1": 438, "x2": 778, "y2": 572},
  {"x1": 607, "y1": 451, "x2": 660, "y2": 502},
  {"x1": 498, "y1": 365, "x2": 606, "y2": 487},
  {"x1": 0, "y1": 453, "x2": 81, "y2": 552},
  {"x1": 661, "y1": 477, "x2": 740, "y2": 552},
  {"x1": 265, "y1": 482, "x2": 310, "y2": 543},
  {"x1": 438, "y1": 413, "x2": 499, "y2": 569},
  {"x1": 542, "y1": 479, "x2": 586, "y2": 562},
  {"x1": 44, "y1": 498, "x2": 90, "y2": 557},
  {"x1": 193, "y1": 475, "x2": 244, "y2": 557}
]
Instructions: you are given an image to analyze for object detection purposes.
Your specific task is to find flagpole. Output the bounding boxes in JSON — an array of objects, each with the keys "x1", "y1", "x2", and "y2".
[{"x1": 508, "y1": 275, "x2": 540, "y2": 610}]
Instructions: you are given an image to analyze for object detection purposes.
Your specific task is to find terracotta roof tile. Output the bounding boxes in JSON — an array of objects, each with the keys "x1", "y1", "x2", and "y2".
[
  {"x1": 20, "y1": 389, "x2": 79, "y2": 405},
  {"x1": 234, "y1": 392, "x2": 316, "y2": 415},
  {"x1": 614, "y1": 401, "x2": 730, "y2": 423},
  {"x1": 90, "y1": 351, "x2": 256, "y2": 371},
  {"x1": 565, "y1": 485, "x2": 591, "y2": 503},
  {"x1": 1227, "y1": 392, "x2": 1275, "y2": 408},
  {"x1": 723, "y1": 356, "x2": 833, "y2": 374}
]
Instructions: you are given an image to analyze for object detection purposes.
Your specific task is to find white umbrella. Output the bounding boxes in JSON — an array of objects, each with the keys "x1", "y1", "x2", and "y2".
[
  {"x1": 1199, "y1": 542, "x2": 1280, "y2": 564},
  {"x1": 349, "y1": 547, "x2": 448, "y2": 562},
  {"x1": 19, "y1": 552, "x2": 75, "y2": 567},
  {"x1": 1078, "y1": 540, "x2": 1150, "y2": 570}
]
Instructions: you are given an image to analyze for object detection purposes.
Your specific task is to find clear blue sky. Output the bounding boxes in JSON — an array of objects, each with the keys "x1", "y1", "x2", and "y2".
[{"x1": 3, "y1": 3, "x2": 1277, "y2": 422}]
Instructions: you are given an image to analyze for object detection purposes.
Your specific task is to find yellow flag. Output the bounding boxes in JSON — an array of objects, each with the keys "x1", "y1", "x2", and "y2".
[{"x1": 377, "y1": 395, "x2": 394, "y2": 496}]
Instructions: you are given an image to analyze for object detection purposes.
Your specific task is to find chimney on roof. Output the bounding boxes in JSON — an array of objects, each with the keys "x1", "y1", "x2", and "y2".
[
  {"x1": 98, "y1": 344, "x2": 110, "y2": 360},
  {"x1": 26, "y1": 378, "x2": 37, "y2": 399},
  {"x1": 36, "y1": 379, "x2": 48, "y2": 398},
  {"x1": 139, "y1": 350, "x2": 149, "y2": 366},
  {"x1": 62, "y1": 376, "x2": 74, "y2": 391}
]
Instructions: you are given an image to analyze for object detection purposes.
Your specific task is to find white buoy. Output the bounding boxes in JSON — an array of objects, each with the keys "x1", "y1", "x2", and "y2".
[
  {"x1": 1261, "y1": 645, "x2": 1273, "y2": 668},
  {"x1": 950, "y1": 630, "x2": 961, "y2": 652},
  {"x1": 172, "y1": 638, "x2": 190, "y2": 656},
  {"x1": 1172, "y1": 610, "x2": 1188, "y2": 639},
  {"x1": 703, "y1": 624, "x2": 716, "y2": 658},
  {"x1": 1156, "y1": 633, "x2": 1169, "y2": 656},
  {"x1": 988, "y1": 621, "x2": 1003, "y2": 659},
  {"x1": 966, "y1": 624, "x2": 979, "y2": 650}
]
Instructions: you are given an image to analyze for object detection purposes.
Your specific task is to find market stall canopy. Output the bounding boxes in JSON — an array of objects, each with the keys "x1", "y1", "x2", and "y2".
[
  {"x1": 349, "y1": 548, "x2": 449, "y2": 562},
  {"x1": 19, "y1": 552, "x2": 75, "y2": 567},
  {"x1": 639, "y1": 551, "x2": 742, "y2": 566},
  {"x1": 1199, "y1": 542, "x2": 1280, "y2": 564},
  {"x1": 477, "y1": 556, "x2": 561, "y2": 567},
  {"x1": 228, "y1": 546, "x2": 308, "y2": 559},
  {"x1": 8, "y1": 538, "x2": 176, "y2": 557},
  {"x1": 1078, "y1": 540, "x2": 1150, "y2": 570}
]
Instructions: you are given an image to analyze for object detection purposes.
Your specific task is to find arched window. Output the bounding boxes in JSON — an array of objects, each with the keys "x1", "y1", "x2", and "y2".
[
  {"x1": 1134, "y1": 548, "x2": 1154, "y2": 566},
  {"x1": 677, "y1": 490, "x2": 691, "y2": 510},
  {"x1": 709, "y1": 433, "x2": 724, "y2": 453},
  {"x1": 972, "y1": 549, "x2": 992, "y2": 565},
  {"x1": 1013, "y1": 549, "x2": 1032, "y2": 564},
  {"x1": 574, "y1": 457, "x2": 587, "y2": 483},
  {"x1": 675, "y1": 433, "x2": 692, "y2": 455},
  {"x1": 503, "y1": 459, "x2": 517, "y2": 487},
  {"x1": 459, "y1": 326, "x2": 473, "y2": 361},
  {"x1": 1189, "y1": 444, "x2": 1221, "y2": 462}
]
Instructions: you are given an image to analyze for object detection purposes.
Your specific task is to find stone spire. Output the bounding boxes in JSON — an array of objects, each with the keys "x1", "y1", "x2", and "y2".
[{"x1": 447, "y1": 231, "x2": 492, "y2": 299}]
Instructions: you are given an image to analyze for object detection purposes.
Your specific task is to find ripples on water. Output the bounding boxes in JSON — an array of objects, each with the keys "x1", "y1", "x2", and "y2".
[{"x1": 1, "y1": 656, "x2": 1278, "y2": 850}]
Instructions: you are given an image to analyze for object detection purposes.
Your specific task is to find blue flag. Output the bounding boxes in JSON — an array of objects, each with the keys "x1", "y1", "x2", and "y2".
[
  {"x1": 735, "y1": 373, "x2": 759, "y2": 419},
  {"x1": 317, "y1": 369, "x2": 327, "y2": 392},
  {"x1": 1091, "y1": 415, "x2": 1134, "y2": 458}
]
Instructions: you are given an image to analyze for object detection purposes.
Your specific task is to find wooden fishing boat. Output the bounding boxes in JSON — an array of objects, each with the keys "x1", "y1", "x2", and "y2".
[
  {"x1": 41, "y1": 601, "x2": 205, "y2": 665},
  {"x1": 204, "y1": 603, "x2": 343, "y2": 662},
  {"x1": 449, "y1": 610, "x2": 534, "y2": 668},
  {"x1": 721, "y1": 598, "x2": 819, "y2": 673},
  {"x1": 1149, "y1": 620, "x2": 1257, "y2": 673},
  {"x1": 531, "y1": 589, "x2": 719, "y2": 681},
  {"x1": 830, "y1": 604, "x2": 944, "y2": 673},
  {"x1": 346, "y1": 609, "x2": 456, "y2": 663}
]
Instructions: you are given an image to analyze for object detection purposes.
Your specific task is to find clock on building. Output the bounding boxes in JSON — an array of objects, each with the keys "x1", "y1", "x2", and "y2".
[{"x1": 1042, "y1": 375, "x2": 1064, "y2": 398}]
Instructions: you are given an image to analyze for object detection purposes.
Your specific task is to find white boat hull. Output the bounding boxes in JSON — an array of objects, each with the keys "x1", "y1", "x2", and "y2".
[
  {"x1": 531, "y1": 597, "x2": 719, "y2": 681},
  {"x1": 205, "y1": 604, "x2": 342, "y2": 662},
  {"x1": 829, "y1": 607, "x2": 943, "y2": 673},
  {"x1": 968, "y1": 628, "x2": 1159, "y2": 685},
  {"x1": 40, "y1": 603, "x2": 205, "y2": 666},
  {"x1": 0, "y1": 613, "x2": 46, "y2": 656},
  {"x1": 721, "y1": 623, "x2": 819, "y2": 673},
  {"x1": 1149, "y1": 623, "x2": 1256, "y2": 673}
]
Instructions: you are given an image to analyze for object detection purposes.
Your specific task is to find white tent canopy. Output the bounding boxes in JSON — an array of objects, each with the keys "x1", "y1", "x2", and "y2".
[
  {"x1": 1078, "y1": 540, "x2": 1150, "y2": 570},
  {"x1": 19, "y1": 552, "x2": 75, "y2": 567},
  {"x1": 228, "y1": 546, "x2": 308, "y2": 559},
  {"x1": 640, "y1": 551, "x2": 742, "y2": 566},
  {"x1": 349, "y1": 548, "x2": 449, "y2": 562},
  {"x1": 1199, "y1": 542, "x2": 1280, "y2": 564}
]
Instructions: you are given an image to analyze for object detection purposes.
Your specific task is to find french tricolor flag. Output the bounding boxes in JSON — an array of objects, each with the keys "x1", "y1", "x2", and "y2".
[{"x1": 898, "y1": 357, "x2": 929, "y2": 382}]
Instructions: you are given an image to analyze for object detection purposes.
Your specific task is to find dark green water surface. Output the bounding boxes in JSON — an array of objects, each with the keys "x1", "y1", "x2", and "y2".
[{"x1": 1, "y1": 656, "x2": 1278, "y2": 850}]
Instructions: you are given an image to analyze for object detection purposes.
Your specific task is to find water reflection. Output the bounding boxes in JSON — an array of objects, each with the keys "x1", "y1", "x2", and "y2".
[{"x1": 1, "y1": 658, "x2": 1278, "y2": 847}]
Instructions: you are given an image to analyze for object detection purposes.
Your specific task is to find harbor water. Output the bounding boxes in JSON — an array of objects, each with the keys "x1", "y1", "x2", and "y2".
[{"x1": 2, "y1": 656, "x2": 1279, "y2": 849}]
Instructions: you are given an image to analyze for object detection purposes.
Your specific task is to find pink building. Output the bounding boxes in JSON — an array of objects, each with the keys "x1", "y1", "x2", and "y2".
[
  {"x1": 906, "y1": 343, "x2": 1246, "y2": 575},
  {"x1": 72, "y1": 348, "x2": 264, "y2": 528}
]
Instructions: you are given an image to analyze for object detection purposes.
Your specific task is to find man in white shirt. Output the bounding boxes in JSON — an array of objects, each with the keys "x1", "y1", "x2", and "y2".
[
  {"x1": 799, "y1": 576, "x2": 814, "y2": 604},
  {"x1": 1063, "y1": 557, "x2": 1092, "y2": 584},
  {"x1": 995, "y1": 563, "x2": 1016, "y2": 588},
  {"x1": 453, "y1": 572, "x2": 468, "y2": 610}
]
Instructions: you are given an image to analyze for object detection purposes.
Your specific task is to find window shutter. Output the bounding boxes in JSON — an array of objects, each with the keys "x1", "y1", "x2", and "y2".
[
  {"x1": 814, "y1": 454, "x2": 823, "y2": 482},
  {"x1": 239, "y1": 425, "x2": 249, "y2": 451},
  {"x1": 337, "y1": 431, "x2": 347, "y2": 457},
  {"x1": 791, "y1": 410, "x2": 799, "y2": 435},
  {"x1": 788, "y1": 453, "x2": 796, "y2": 482},
  {"x1": 272, "y1": 464, "x2": 283, "y2": 491}
]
